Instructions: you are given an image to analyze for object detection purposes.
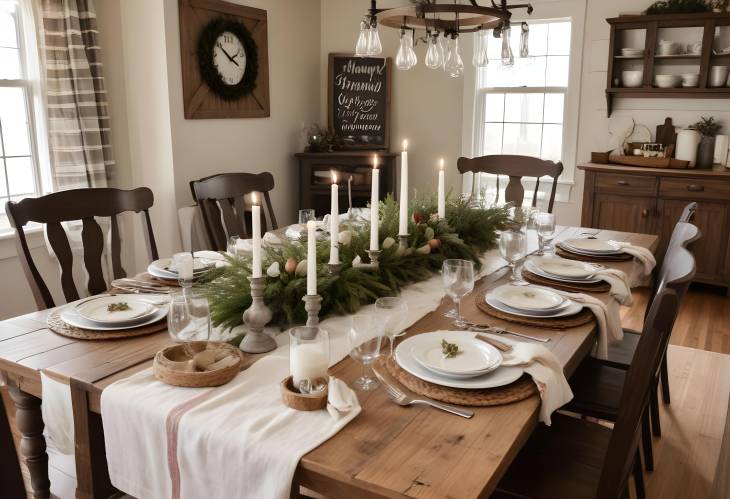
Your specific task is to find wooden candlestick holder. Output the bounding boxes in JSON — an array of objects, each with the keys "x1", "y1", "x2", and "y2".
[
  {"x1": 239, "y1": 276, "x2": 276, "y2": 354},
  {"x1": 302, "y1": 294, "x2": 322, "y2": 326}
]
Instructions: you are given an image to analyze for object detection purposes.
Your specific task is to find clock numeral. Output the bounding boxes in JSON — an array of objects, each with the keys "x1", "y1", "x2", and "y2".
[{"x1": 224, "y1": 34, "x2": 233, "y2": 43}]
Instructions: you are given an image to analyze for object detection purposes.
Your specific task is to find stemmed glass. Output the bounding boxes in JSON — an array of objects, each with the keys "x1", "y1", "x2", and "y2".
[
  {"x1": 348, "y1": 314, "x2": 383, "y2": 391},
  {"x1": 227, "y1": 235, "x2": 240, "y2": 256},
  {"x1": 374, "y1": 297, "x2": 408, "y2": 358},
  {"x1": 536, "y1": 212, "x2": 556, "y2": 255},
  {"x1": 499, "y1": 230, "x2": 527, "y2": 281},
  {"x1": 442, "y1": 259, "x2": 475, "y2": 328},
  {"x1": 167, "y1": 291, "x2": 211, "y2": 343}
]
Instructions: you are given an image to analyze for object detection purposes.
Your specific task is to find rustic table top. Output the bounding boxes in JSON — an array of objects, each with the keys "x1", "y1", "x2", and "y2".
[{"x1": 0, "y1": 225, "x2": 657, "y2": 499}]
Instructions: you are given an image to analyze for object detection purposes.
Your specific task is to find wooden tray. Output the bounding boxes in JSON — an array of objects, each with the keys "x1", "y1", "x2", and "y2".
[
  {"x1": 609, "y1": 154, "x2": 689, "y2": 169},
  {"x1": 153, "y1": 341, "x2": 242, "y2": 387}
]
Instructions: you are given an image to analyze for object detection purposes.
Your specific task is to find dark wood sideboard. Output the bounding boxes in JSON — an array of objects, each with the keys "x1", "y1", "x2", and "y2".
[
  {"x1": 295, "y1": 151, "x2": 398, "y2": 218},
  {"x1": 579, "y1": 163, "x2": 730, "y2": 292}
]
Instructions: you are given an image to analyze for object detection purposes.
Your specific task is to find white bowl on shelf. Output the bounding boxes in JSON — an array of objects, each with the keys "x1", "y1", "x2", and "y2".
[
  {"x1": 621, "y1": 47, "x2": 644, "y2": 57},
  {"x1": 681, "y1": 73, "x2": 699, "y2": 87},
  {"x1": 654, "y1": 74, "x2": 682, "y2": 88},
  {"x1": 621, "y1": 70, "x2": 643, "y2": 88},
  {"x1": 657, "y1": 40, "x2": 682, "y2": 56}
]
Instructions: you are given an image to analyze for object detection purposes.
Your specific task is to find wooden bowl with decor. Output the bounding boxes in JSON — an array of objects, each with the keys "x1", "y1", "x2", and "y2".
[
  {"x1": 280, "y1": 375, "x2": 328, "y2": 411},
  {"x1": 153, "y1": 341, "x2": 242, "y2": 388}
]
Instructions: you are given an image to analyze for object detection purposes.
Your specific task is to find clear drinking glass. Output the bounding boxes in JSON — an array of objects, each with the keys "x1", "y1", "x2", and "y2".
[
  {"x1": 227, "y1": 235, "x2": 240, "y2": 256},
  {"x1": 498, "y1": 230, "x2": 527, "y2": 281},
  {"x1": 536, "y1": 212, "x2": 556, "y2": 255},
  {"x1": 167, "y1": 291, "x2": 211, "y2": 343},
  {"x1": 289, "y1": 326, "x2": 330, "y2": 394},
  {"x1": 442, "y1": 259, "x2": 475, "y2": 328},
  {"x1": 374, "y1": 297, "x2": 408, "y2": 358},
  {"x1": 298, "y1": 209, "x2": 316, "y2": 225},
  {"x1": 348, "y1": 314, "x2": 383, "y2": 391}
]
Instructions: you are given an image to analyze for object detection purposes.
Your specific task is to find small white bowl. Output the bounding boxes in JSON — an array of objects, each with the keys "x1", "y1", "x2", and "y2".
[
  {"x1": 622, "y1": 70, "x2": 643, "y2": 88},
  {"x1": 681, "y1": 73, "x2": 699, "y2": 87},
  {"x1": 621, "y1": 47, "x2": 644, "y2": 57},
  {"x1": 654, "y1": 74, "x2": 681, "y2": 88}
]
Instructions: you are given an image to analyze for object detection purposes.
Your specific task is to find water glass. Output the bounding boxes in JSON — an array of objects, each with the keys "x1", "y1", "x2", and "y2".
[
  {"x1": 289, "y1": 326, "x2": 330, "y2": 394},
  {"x1": 167, "y1": 291, "x2": 211, "y2": 343},
  {"x1": 348, "y1": 314, "x2": 383, "y2": 391},
  {"x1": 499, "y1": 230, "x2": 527, "y2": 281},
  {"x1": 374, "y1": 297, "x2": 408, "y2": 358},
  {"x1": 536, "y1": 212, "x2": 556, "y2": 255},
  {"x1": 442, "y1": 259, "x2": 475, "y2": 328},
  {"x1": 298, "y1": 209, "x2": 316, "y2": 225},
  {"x1": 227, "y1": 235, "x2": 240, "y2": 256}
]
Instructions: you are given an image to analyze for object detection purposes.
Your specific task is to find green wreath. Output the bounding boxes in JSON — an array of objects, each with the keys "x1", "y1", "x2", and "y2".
[{"x1": 197, "y1": 18, "x2": 259, "y2": 101}]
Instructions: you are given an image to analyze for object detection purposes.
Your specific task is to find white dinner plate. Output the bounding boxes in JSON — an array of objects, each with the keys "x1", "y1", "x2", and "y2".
[
  {"x1": 409, "y1": 333, "x2": 502, "y2": 379},
  {"x1": 75, "y1": 295, "x2": 156, "y2": 324},
  {"x1": 524, "y1": 260, "x2": 602, "y2": 284},
  {"x1": 396, "y1": 332, "x2": 523, "y2": 389},
  {"x1": 149, "y1": 258, "x2": 211, "y2": 278},
  {"x1": 491, "y1": 284, "x2": 567, "y2": 311},
  {"x1": 530, "y1": 256, "x2": 597, "y2": 279},
  {"x1": 60, "y1": 302, "x2": 168, "y2": 331},
  {"x1": 561, "y1": 238, "x2": 622, "y2": 254},
  {"x1": 485, "y1": 294, "x2": 583, "y2": 319}
]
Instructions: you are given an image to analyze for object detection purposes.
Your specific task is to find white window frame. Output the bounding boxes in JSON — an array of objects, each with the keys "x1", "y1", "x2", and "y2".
[{"x1": 461, "y1": 0, "x2": 586, "y2": 205}]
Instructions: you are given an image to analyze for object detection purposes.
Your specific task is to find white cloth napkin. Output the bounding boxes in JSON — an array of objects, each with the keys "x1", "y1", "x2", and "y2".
[
  {"x1": 611, "y1": 241, "x2": 656, "y2": 286},
  {"x1": 593, "y1": 267, "x2": 633, "y2": 306},
  {"x1": 478, "y1": 333, "x2": 573, "y2": 425},
  {"x1": 327, "y1": 377, "x2": 361, "y2": 419},
  {"x1": 40, "y1": 372, "x2": 75, "y2": 455}
]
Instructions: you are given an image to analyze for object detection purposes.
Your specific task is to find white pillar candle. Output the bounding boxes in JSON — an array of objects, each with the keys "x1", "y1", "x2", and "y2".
[
  {"x1": 251, "y1": 193, "x2": 262, "y2": 278},
  {"x1": 329, "y1": 172, "x2": 340, "y2": 265},
  {"x1": 438, "y1": 158, "x2": 446, "y2": 219},
  {"x1": 307, "y1": 220, "x2": 317, "y2": 295},
  {"x1": 370, "y1": 155, "x2": 380, "y2": 251},
  {"x1": 399, "y1": 139, "x2": 409, "y2": 235},
  {"x1": 290, "y1": 344, "x2": 328, "y2": 387}
]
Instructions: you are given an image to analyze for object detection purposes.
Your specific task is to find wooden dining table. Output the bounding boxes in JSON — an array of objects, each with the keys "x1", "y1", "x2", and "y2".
[{"x1": 0, "y1": 226, "x2": 657, "y2": 499}]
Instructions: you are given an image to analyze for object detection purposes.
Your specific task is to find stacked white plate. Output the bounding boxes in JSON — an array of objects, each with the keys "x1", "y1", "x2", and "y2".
[
  {"x1": 524, "y1": 256, "x2": 602, "y2": 284},
  {"x1": 395, "y1": 331, "x2": 523, "y2": 389},
  {"x1": 59, "y1": 294, "x2": 169, "y2": 331},
  {"x1": 147, "y1": 256, "x2": 213, "y2": 281},
  {"x1": 485, "y1": 284, "x2": 582, "y2": 319},
  {"x1": 557, "y1": 237, "x2": 625, "y2": 257}
]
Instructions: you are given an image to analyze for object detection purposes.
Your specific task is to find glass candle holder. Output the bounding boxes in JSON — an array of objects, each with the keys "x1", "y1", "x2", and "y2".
[{"x1": 289, "y1": 326, "x2": 330, "y2": 393}]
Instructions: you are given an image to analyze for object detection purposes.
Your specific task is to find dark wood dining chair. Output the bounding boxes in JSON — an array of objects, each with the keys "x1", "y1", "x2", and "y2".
[
  {"x1": 191, "y1": 172, "x2": 278, "y2": 251},
  {"x1": 494, "y1": 284, "x2": 685, "y2": 499},
  {"x1": 6, "y1": 188, "x2": 159, "y2": 310},
  {"x1": 563, "y1": 223, "x2": 698, "y2": 476},
  {"x1": 456, "y1": 155, "x2": 564, "y2": 213}
]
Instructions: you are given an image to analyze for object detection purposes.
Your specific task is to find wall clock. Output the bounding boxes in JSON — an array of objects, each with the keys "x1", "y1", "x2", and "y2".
[{"x1": 179, "y1": 0, "x2": 270, "y2": 119}]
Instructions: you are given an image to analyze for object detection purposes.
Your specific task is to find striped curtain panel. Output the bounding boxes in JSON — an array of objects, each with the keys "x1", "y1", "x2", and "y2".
[{"x1": 39, "y1": 0, "x2": 113, "y2": 190}]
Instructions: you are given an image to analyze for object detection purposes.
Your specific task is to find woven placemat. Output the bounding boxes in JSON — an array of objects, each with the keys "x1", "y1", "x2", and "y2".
[
  {"x1": 476, "y1": 295, "x2": 595, "y2": 330},
  {"x1": 522, "y1": 269, "x2": 611, "y2": 294},
  {"x1": 555, "y1": 246, "x2": 632, "y2": 262},
  {"x1": 47, "y1": 311, "x2": 167, "y2": 340},
  {"x1": 376, "y1": 356, "x2": 537, "y2": 407}
]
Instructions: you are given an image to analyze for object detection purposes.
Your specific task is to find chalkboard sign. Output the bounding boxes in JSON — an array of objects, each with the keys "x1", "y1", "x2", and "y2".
[{"x1": 328, "y1": 53, "x2": 391, "y2": 150}]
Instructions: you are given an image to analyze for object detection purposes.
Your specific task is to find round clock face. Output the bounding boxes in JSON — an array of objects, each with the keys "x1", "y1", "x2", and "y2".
[{"x1": 213, "y1": 31, "x2": 247, "y2": 86}]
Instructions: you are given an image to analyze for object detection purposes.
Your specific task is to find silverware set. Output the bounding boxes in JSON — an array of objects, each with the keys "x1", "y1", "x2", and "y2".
[
  {"x1": 459, "y1": 320, "x2": 551, "y2": 343},
  {"x1": 111, "y1": 278, "x2": 173, "y2": 295}
]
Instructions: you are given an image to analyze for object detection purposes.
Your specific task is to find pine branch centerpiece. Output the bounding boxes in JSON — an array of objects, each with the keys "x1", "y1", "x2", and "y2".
[{"x1": 198, "y1": 195, "x2": 510, "y2": 341}]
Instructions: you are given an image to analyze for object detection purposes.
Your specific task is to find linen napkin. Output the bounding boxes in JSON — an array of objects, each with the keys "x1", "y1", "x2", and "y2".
[
  {"x1": 40, "y1": 372, "x2": 75, "y2": 455},
  {"x1": 327, "y1": 377, "x2": 361, "y2": 419},
  {"x1": 592, "y1": 267, "x2": 633, "y2": 306},
  {"x1": 610, "y1": 241, "x2": 656, "y2": 286},
  {"x1": 479, "y1": 333, "x2": 573, "y2": 425}
]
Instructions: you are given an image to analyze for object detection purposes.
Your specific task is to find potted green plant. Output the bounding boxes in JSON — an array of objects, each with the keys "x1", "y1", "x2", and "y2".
[{"x1": 690, "y1": 117, "x2": 723, "y2": 168}]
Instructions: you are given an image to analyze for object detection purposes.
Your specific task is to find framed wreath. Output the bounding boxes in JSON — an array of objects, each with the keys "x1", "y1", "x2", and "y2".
[{"x1": 197, "y1": 18, "x2": 259, "y2": 101}]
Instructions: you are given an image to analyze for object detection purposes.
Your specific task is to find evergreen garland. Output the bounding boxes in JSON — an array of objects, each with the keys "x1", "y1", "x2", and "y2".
[{"x1": 198, "y1": 194, "x2": 510, "y2": 335}]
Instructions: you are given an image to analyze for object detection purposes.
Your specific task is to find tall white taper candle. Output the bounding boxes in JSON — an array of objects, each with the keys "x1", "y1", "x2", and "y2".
[
  {"x1": 329, "y1": 172, "x2": 340, "y2": 264},
  {"x1": 251, "y1": 192, "x2": 262, "y2": 278},
  {"x1": 438, "y1": 158, "x2": 446, "y2": 219},
  {"x1": 399, "y1": 139, "x2": 409, "y2": 235},
  {"x1": 370, "y1": 155, "x2": 380, "y2": 251},
  {"x1": 306, "y1": 220, "x2": 316, "y2": 295}
]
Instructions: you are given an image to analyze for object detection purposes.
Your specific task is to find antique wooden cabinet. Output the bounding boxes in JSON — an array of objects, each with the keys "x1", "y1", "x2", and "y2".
[{"x1": 579, "y1": 163, "x2": 730, "y2": 291}]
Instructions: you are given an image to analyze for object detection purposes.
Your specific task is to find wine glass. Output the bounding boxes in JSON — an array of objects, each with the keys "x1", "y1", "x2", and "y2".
[
  {"x1": 167, "y1": 291, "x2": 211, "y2": 343},
  {"x1": 298, "y1": 209, "x2": 316, "y2": 225},
  {"x1": 442, "y1": 259, "x2": 475, "y2": 328},
  {"x1": 536, "y1": 212, "x2": 556, "y2": 255},
  {"x1": 227, "y1": 235, "x2": 240, "y2": 256},
  {"x1": 374, "y1": 297, "x2": 408, "y2": 358},
  {"x1": 348, "y1": 314, "x2": 383, "y2": 391},
  {"x1": 499, "y1": 230, "x2": 527, "y2": 281}
]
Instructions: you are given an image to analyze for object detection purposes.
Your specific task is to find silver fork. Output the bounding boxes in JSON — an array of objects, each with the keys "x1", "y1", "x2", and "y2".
[
  {"x1": 464, "y1": 322, "x2": 551, "y2": 343},
  {"x1": 373, "y1": 369, "x2": 474, "y2": 418}
]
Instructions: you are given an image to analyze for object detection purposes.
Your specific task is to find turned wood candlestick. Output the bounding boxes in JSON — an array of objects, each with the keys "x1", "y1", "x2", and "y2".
[{"x1": 239, "y1": 276, "x2": 276, "y2": 353}]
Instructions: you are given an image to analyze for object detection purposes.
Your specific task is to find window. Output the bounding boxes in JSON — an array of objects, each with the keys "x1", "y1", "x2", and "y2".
[
  {"x1": 0, "y1": 0, "x2": 45, "y2": 230},
  {"x1": 468, "y1": 12, "x2": 582, "y2": 206}
]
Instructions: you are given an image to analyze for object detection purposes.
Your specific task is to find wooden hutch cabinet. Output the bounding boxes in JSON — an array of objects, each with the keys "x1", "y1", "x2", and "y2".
[
  {"x1": 294, "y1": 151, "x2": 398, "y2": 218},
  {"x1": 579, "y1": 163, "x2": 730, "y2": 292}
]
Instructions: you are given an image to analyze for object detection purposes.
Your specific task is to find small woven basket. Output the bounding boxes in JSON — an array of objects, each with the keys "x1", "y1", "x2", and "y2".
[{"x1": 153, "y1": 341, "x2": 242, "y2": 388}]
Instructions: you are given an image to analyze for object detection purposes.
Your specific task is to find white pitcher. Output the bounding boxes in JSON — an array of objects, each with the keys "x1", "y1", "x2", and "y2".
[{"x1": 675, "y1": 129, "x2": 701, "y2": 167}]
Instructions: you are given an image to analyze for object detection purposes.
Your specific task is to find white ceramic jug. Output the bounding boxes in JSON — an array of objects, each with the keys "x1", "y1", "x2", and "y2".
[{"x1": 675, "y1": 129, "x2": 701, "y2": 167}]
